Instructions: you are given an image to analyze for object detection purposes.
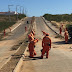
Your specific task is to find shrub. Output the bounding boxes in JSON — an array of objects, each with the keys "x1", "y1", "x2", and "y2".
[
  {"x1": 66, "y1": 24, "x2": 72, "y2": 39},
  {"x1": 18, "y1": 14, "x2": 26, "y2": 20},
  {"x1": 0, "y1": 21, "x2": 16, "y2": 32}
]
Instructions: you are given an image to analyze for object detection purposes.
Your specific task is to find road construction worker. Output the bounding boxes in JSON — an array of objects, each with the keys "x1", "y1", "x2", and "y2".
[
  {"x1": 59, "y1": 24, "x2": 63, "y2": 35},
  {"x1": 30, "y1": 32, "x2": 35, "y2": 38},
  {"x1": 28, "y1": 30, "x2": 35, "y2": 42},
  {"x1": 59, "y1": 27, "x2": 62, "y2": 35},
  {"x1": 64, "y1": 28, "x2": 68, "y2": 43},
  {"x1": 4, "y1": 29, "x2": 6, "y2": 36},
  {"x1": 31, "y1": 30, "x2": 35, "y2": 36},
  {"x1": 41, "y1": 33, "x2": 51, "y2": 59},
  {"x1": 25, "y1": 26, "x2": 27, "y2": 32},
  {"x1": 28, "y1": 34, "x2": 34, "y2": 42},
  {"x1": 28, "y1": 38, "x2": 38, "y2": 58}
]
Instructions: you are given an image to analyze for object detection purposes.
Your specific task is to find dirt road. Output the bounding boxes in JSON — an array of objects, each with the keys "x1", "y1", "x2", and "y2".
[{"x1": 20, "y1": 17, "x2": 72, "y2": 72}]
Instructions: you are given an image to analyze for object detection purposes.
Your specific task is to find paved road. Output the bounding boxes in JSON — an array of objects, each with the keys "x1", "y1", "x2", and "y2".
[
  {"x1": 0, "y1": 17, "x2": 31, "y2": 69},
  {"x1": 20, "y1": 17, "x2": 72, "y2": 72},
  {"x1": 7, "y1": 17, "x2": 31, "y2": 40}
]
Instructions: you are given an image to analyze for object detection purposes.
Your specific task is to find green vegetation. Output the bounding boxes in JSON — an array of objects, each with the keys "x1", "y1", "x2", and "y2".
[
  {"x1": 0, "y1": 22, "x2": 15, "y2": 32},
  {"x1": 43, "y1": 14, "x2": 72, "y2": 22},
  {"x1": 0, "y1": 14, "x2": 26, "y2": 32},
  {"x1": 66, "y1": 24, "x2": 72, "y2": 39},
  {"x1": 18, "y1": 14, "x2": 26, "y2": 20},
  {"x1": 43, "y1": 13, "x2": 72, "y2": 39}
]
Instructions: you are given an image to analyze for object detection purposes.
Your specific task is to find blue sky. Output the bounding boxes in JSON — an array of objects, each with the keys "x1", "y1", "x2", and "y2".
[{"x1": 0, "y1": 0, "x2": 72, "y2": 17}]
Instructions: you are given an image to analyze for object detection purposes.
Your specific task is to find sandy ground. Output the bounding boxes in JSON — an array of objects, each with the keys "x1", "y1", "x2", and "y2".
[{"x1": 20, "y1": 17, "x2": 72, "y2": 72}]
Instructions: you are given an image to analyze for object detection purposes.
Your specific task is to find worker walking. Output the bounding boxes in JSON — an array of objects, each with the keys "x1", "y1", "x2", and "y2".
[
  {"x1": 64, "y1": 28, "x2": 68, "y2": 43},
  {"x1": 4, "y1": 29, "x2": 6, "y2": 36},
  {"x1": 28, "y1": 36, "x2": 38, "y2": 58},
  {"x1": 30, "y1": 32, "x2": 35, "y2": 38},
  {"x1": 59, "y1": 27, "x2": 62, "y2": 35},
  {"x1": 59, "y1": 24, "x2": 63, "y2": 35},
  {"x1": 31, "y1": 30, "x2": 35, "y2": 36},
  {"x1": 41, "y1": 33, "x2": 51, "y2": 59},
  {"x1": 28, "y1": 34, "x2": 34, "y2": 42}
]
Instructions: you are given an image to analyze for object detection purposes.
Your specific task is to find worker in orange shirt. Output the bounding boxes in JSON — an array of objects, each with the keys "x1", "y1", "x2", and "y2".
[
  {"x1": 64, "y1": 28, "x2": 68, "y2": 43},
  {"x1": 59, "y1": 24, "x2": 63, "y2": 35},
  {"x1": 30, "y1": 32, "x2": 35, "y2": 38},
  {"x1": 31, "y1": 30, "x2": 35, "y2": 36},
  {"x1": 59, "y1": 27, "x2": 62, "y2": 35},
  {"x1": 61, "y1": 24, "x2": 63, "y2": 28},
  {"x1": 41, "y1": 33, "x2": 51, "y2": 59},
  {"x1": 4, "y1": 29, "x2": 6, "y2": 36},
  {"x1": 30, "y1": 30, "x2": 36, "y2": 39},
  {"x1": 28, "y1": 37, "x2": 38, "y2": 58},
  {"x1": 28, "y1": 34, "x2": 34, "y2": 42}
]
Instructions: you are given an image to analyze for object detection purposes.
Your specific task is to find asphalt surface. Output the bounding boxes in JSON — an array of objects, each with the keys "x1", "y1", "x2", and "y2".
[
  {"x1": 0, "y1": 17, "x2": 31, "y2": 69},
  {"x1": 20, "y1": 17, "x2": 72, "y2": 72},
  {"x1": 7, "y1": 17, "x2": 31, "y2": 40}
]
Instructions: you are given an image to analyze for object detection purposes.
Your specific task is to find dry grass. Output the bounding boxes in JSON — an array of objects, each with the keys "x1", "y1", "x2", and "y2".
[{"x1": 51, "y1": 21, "x2": 72, "y2": 31}]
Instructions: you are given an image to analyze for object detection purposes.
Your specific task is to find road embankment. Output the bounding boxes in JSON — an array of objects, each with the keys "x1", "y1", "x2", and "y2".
[{"x1": 41, "y1": 17, "x2": 64, "y2": 38}]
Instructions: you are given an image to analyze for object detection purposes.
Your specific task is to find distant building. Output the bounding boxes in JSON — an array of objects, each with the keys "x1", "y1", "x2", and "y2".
[
  {"x1": 0, "y1": 12, "x2": 7, "y2": 15},
  {"x1": 0, "y1": 11, "x2": 19, "y2": 15}
]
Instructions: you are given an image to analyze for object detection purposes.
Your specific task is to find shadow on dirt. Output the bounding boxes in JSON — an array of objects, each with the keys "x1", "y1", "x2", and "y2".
[
  {"x1": 53, "y1": 41, "x2": 65, "y2": 45},
  {"x1": 53, "y1": 40, "x2": 72, "y2": 45},
  {"x1": 23, "y1": 56, "x2": 44, "y2": 61}
]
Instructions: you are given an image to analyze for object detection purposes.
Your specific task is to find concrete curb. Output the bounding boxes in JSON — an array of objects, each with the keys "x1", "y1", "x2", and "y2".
[
  {"x1": 13, "y1": 47, "x2": 28, "y2": 72},
  {"x1": 41, "y1": 17, "x2": 64, "y2": 38},
  {"x1": 13, "y1": 19, "x2": 36, "y2": 72}
]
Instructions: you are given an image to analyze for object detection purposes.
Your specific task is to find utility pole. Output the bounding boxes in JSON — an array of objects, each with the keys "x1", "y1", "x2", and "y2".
[
  {"x1": 20, "y1": 6, "x2": 24, "y2": 14},
  {"x1": 22, "y1": 7, "x2": 24, "y2": 14},
  {"x1": 23, "y1": 7, "x2": 24, "y2": 14},
  {"x1": 20, "y1": 6, "x2": 22, "y2": 14},
  {"x1": 25, "y1": 8, "x2": 27, "y2": 16},
  {"x1": 16, "y1": 5, "x2": 19, "y2": 20},
  {"x1": 8, "y1": 5, "x2": 13, "y2": 22}
]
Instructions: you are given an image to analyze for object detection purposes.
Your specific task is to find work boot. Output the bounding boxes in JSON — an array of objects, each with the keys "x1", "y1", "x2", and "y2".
[
  {"x1": 34, "y1": 53, "x2": 36, "y2": 55},
  {"x1": 65, "y1": 42, "x2": 68, "y2": 44},
  {"x1": 29, "y1": 56, "x2": 34, "y2": 58},
  {"x1": 46, "y1": 56, "x2": 48, "y2": 59},
  {"x1": 40, "y1": 55, "x2": 43, "y2": 59},
  {"x1": 34, "y1": 51, "x2": 36, "y2": 55}
]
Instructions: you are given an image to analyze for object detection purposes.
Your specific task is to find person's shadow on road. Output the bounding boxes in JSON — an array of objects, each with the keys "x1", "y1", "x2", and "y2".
[
  {"x1": 53, "y1": 40, "x2": 72, "y2": 45},
  {"x1": 23, "y1": 56, "x2": 42, "y2": 61}
]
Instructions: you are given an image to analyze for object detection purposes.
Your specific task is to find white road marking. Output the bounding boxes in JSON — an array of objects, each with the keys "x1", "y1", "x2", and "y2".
[{"x1": 11, "y1": 23, "x2": 21, "y2": 32}]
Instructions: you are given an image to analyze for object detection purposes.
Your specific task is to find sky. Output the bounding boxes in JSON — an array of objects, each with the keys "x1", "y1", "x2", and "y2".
[{"x1": 0, "y1": 0, "x2": 72, "y2": 17}]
